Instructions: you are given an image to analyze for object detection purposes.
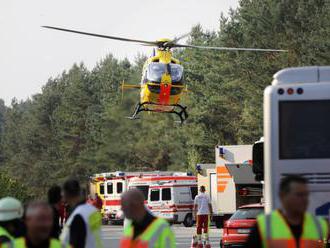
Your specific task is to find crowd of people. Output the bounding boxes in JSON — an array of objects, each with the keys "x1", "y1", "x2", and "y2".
[
  {"x1": 0, "y1": 179, "x2": 103, "y2": 248},
  {"x1": 0, "y1": 175, "x2": 328, "y2": 248}
]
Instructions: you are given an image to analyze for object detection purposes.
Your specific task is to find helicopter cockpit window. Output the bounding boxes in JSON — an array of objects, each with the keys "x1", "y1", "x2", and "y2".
[
  {"x1": 147, "y1": 63, "x2": 165, "y2": 82},
  {"x1": 147, "y1": 63, "x2": 183, "y2": 83},
  {"x1": 170, "y1": 64, "x2": 183, "y2": 83}
]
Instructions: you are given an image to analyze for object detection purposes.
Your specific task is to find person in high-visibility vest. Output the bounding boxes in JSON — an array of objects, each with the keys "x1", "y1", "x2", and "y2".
[
  {"x1": 3, "y1": 201, "x2": 70, "y2": 248},
  {"x1": 0, "y1": 197, "x2": 24, "y2": 244},
  {"x1": 246, "y1": 175, "x2": 329, "y2": 248},
  {"x1": 120, "y1": 189, "x2": 176, "y2": 248},
  {"x1": 60, "y1": 179, "x2": 103, "y2": 248}
]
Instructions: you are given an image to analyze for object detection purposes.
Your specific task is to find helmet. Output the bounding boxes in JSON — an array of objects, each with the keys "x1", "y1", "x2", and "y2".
[{"x1": 0, "y1": 197, "x2": 23, "y2": 221}]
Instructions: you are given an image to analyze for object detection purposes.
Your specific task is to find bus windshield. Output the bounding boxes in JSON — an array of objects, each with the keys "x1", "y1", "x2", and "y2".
[{"x1": 279, "y1": 100, "x2": 330, "y2": 159}]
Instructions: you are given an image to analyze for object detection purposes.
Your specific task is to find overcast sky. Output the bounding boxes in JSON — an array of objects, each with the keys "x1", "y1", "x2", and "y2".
[{"x1": 1, "y1": 0, "x2": 238, "y2": 105}]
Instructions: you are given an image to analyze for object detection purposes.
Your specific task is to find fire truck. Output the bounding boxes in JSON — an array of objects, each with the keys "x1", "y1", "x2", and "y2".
[
  {"x1": 129, "y1": 173, "x2": 198, "y2": 227},
  {"x1": 197, "y1": 145, "x2": 262, "y2": 228}
]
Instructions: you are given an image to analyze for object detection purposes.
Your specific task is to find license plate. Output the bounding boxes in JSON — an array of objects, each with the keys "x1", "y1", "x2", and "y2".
[{"x1": 237, "y1": 228, "x2": 251, "y2": 234}]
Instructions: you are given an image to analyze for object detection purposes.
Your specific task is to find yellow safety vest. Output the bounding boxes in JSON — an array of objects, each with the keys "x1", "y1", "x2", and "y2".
[
  {"x1": 120, "y1": 217, "x2": 176, "y2": 248},
  {"x1": 2, "y1": 237, "x2": 71, "y2": 248},
  {"x1": 257, "y1": 210, "x2": 328, "y2": 248},
  {"x1": 0, "y1": 226, "x2": 14, "y2": 241}
]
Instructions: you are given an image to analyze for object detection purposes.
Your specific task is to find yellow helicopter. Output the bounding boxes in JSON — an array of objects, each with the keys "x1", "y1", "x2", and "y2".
[{"x1": 42, "y1": 26, "x2": 287, "y2": 123}]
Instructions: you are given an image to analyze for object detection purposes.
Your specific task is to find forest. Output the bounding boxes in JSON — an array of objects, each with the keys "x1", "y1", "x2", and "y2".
[{"x1": 1, "y1": 0, "x2": 330, "y2": 199}]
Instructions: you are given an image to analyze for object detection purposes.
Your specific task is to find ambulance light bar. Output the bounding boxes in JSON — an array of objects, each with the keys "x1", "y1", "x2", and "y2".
[{"x1": 116, "y1": 171, "x2": 125, "y2": 177}]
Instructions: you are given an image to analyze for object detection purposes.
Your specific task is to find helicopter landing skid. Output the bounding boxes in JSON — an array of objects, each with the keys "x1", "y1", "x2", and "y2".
[{"x1": 128, "y1": 102, "x2": 188, "y2": 124}]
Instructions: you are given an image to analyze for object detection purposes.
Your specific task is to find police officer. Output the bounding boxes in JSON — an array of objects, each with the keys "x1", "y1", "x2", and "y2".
[
  {"x1": 120, "y1": 189, "x2": 176, "y2": 248},
  {"x1": 0, "y1": 197, "x2": 24, "y2": 243},
  {"x1": 60, "y1": 179, "x2": 103, "y2": 248},
  {"x1": 246, "y1": 175, "x2": 328, "y2": 248},
  {"x1": 4, "y1": 201, "x2": 68, "y2": 248}
]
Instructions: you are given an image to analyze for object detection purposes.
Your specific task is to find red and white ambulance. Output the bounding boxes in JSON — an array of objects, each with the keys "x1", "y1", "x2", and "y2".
[
  {"x1": 100, "y1": 171, "x2": 145, "y2": 223},
  {"x1": 129, "y1": 173, "x2": 198, "y2": 227},
  {"x1": 101, "y1": 171, "x2": 177, "y2": 223}
]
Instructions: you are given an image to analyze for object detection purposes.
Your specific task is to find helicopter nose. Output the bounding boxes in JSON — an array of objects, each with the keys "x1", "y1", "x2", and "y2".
[{"x1": 159, "y1": 83, "x2": 171, "y2": 105}]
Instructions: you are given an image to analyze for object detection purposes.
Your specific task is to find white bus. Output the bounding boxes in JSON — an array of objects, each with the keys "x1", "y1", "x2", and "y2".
[{"x1": 264, "y1": 66, "x2": 330, "y2": 216}]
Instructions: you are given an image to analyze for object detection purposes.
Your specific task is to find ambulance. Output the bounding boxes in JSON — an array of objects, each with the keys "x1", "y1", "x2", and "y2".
[
  {"x1": 197, "y1": 145, "x2": 262, "y2": 228},
  {"x1": 129, "y1": 173, "x2": 198, "y2": 227},
  {"x1": 89, "y1": 173, "x2": 109, "y2": 205},
  {"x1": 100, "y1": 171, "x2": 156, "y2": 223},
  {"x1": 100, "y1": 171, "x2": 187, "y2": 223}
]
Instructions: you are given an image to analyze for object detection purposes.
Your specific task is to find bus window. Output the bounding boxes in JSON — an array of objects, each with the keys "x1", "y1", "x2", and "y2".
[
  {"x1": 162, "y1": 188, "x2": 171, "y2": 201},
  {"x1": 117, "y1": 182, "x2": 123, "y2": 194},
  {"x1": 279, "y1": 100, "x2": 330, "y2": 159},
  {"x1": 99, "y1": 183, "x2": 105, "y2": 195},
  {"x1": 150, "y1": 189, "x2": 160, "y2": 202},
  {"x1": 190, "y1": 186, "x2": 198, "y2": 200},
  {"x1": 107, "y1": 182, "x2": 113, "y2": 194}
]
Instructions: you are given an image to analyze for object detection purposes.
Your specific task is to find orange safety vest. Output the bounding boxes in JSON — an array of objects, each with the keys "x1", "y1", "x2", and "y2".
[
  {"x1": 257, "y1": 210, "x2": 328, "y2": 248},
  {"x1": 120, "y1": 217, "x2": 175, "y2": 248}
]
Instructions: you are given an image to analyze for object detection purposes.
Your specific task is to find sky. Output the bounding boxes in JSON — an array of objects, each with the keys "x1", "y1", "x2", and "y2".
[{"x1": 0, "y1": 0, "x2": 239, "y2": 105}]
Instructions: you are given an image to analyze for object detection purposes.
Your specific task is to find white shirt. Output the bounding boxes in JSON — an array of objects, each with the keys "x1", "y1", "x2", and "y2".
[
  {"x1": 60, "y1": 203, "x2": 104, "y2": 248},
  {"x1": 194, "y1": 192, "x2": 211, "y2": 215}
]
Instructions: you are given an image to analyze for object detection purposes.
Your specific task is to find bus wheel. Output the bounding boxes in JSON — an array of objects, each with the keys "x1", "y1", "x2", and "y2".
[{"x1": 183, "y1": 214, "x2": 194, "y2": 227}]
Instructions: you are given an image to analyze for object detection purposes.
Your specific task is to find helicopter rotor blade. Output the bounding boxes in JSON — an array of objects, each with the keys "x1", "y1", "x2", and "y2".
[
  {"x1": 168, "y1": 32, "x2": 191, "y2": 46},
  {"x1": 173, "y1": 43, "x2": 288, "y2": 52},
  {"x1": 42, "y1": 26, "x2": 160, "y2": 46}
]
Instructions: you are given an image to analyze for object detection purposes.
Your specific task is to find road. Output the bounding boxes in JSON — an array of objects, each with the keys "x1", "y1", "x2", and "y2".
[{"x1": 102, "y1": 224, "x2": 222, "y2": 247}]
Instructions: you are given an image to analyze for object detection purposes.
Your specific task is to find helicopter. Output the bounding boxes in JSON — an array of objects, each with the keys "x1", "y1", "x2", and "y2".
[{"x1": 42, "y1": 26, "x2": 287, "y2": 124}]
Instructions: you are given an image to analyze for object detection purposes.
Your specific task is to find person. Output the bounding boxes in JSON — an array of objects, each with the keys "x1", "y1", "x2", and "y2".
[
  {"x1": 193, "y1": 185, "x2": 213, "y2": 247},
  {"x1": 3, "y1": 201, "x2": 69, "y2": 248},
  {"x1": 94, "y1": 194, "x2": 103, "y2": 211},
  {"x1": 246, "y1": 175, "x2": 328, "y2": 248},
  {"x1": 0, "y1": 197, "x2": 24, "y2": 244},
  {"x1": 86, "y1": 195, "x2": 95, "y2": 206},
  {"x1": 60, "y1": 179, "x2": 103, "y2": 248},
  {"x1": 120, "y1": 189, "x2": 176, "y2": 248},
  {"x1": 58, "y1": 201, "x2": 66, "y2": 227},
  {"x1": 47, "y1": 185, "x2": 62, "y2": 238}
]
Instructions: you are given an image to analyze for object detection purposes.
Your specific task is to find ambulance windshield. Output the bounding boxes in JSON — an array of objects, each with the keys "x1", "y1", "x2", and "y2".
[{"x1": 279, "y1": 100, "x2": 330, "y2": 159}]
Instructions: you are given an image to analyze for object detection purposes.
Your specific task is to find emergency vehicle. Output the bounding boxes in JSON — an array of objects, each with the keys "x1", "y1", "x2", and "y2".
[
  {"x1": 91, "y1": 171, "x2": 193, "y2": 224},
  {"x1": 89, "y1": 173, "x2": 108, "y2": 204},
  {"x1": 129, "y1": 173, "x2": 198, "y2": 227},
  {"x1": 264, "y1": 66, "x2": 330, "y2": 216},
  {"x1": 98, "y1": 171, "x2": 160, "y2": 223},
  {"x1": 197, "y1": 145, "x2": 262, "y2": 228}
]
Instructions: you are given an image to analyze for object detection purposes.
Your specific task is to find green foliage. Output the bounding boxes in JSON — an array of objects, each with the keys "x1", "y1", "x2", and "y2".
[
  {"x1": 0, "y1": 170, "x2": 32, "y2": 202},
  {"x1": 1, "y1": 0, "x2": 330, "y2": 196}
]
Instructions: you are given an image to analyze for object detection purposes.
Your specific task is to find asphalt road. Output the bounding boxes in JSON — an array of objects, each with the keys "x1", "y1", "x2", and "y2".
[{"x1": 102, "y1": 224, "x2": 222, "y2": 247}]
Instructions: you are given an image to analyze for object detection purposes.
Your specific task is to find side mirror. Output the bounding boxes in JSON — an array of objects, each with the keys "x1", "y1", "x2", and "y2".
[{"x1": 252, "y1": 141, "x2": 264, "y2": 181}]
